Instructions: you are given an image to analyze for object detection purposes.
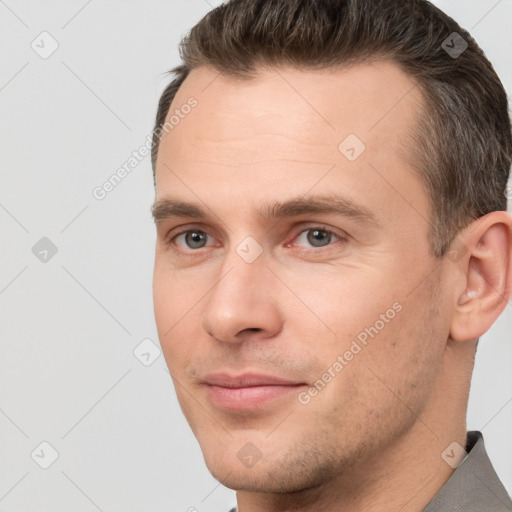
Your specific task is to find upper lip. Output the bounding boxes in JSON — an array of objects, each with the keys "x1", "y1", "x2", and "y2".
[{"x1": 202, "y1": 372, "x2": 304, "y2": 388}]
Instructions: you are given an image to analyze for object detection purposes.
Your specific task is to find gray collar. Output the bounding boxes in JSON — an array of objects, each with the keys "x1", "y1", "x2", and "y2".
[{"x1": 424, "y1": 431, "x2": 511, "y2": 511}]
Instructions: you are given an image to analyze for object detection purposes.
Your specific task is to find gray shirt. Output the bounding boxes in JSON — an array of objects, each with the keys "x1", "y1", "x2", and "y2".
[{"x1": 227, "y1": 431, "x2": 512, "y2": 511}]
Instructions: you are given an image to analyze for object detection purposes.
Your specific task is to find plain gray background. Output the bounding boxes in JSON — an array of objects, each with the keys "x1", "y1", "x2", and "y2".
[{"x1": 0, "y1": 1, "x2": 510, "y2": 511}]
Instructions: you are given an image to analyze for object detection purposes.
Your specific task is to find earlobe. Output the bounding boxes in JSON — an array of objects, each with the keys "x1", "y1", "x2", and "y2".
[{"x1": 449, "y1": 211, "x2": 512, "y2": 342}]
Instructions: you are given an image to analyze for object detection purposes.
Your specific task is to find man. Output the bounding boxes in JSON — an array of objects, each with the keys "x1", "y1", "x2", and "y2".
[{"x1": 150, "y1": 0, "x2": 512, "y2": 510}]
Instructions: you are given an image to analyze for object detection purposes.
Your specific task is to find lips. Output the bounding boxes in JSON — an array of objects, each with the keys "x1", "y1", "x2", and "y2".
[
  {"x1": 203, "y1": 372, "x2": 302, "y2": 388},
  {"x1": 202, "y1": 372, "x2": 306, "y2": 410}
]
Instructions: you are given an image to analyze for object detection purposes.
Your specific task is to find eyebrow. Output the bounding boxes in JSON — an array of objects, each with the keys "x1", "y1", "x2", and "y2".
[{"x1": 152, "y1": 194, "x2": 380, "y2": 227}]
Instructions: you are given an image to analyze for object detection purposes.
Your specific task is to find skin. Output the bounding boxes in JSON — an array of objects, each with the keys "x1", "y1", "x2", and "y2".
[{"x1": 152, "y1": 62, "x2": 512, "y2": 512}]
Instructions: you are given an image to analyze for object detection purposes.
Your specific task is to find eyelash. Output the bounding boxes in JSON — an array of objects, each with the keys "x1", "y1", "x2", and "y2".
[{"x1": 165, "y1": 223, "x2": 346, "y2": 255}]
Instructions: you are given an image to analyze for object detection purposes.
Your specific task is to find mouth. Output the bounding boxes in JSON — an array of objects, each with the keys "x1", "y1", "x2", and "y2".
[{"x1": 202, "y1": 372, "x2": 307, "y2": 411}]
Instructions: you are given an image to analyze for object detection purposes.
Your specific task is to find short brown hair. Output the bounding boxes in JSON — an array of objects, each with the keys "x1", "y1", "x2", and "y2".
[{"x1": 151, "y1": 0, "x2": 512, "y2": 257}]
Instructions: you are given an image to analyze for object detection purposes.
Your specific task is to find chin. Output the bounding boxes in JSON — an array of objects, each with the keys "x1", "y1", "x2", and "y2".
[
  {"x1": 201, "y1": 449, "x2": 270, "y2": 491},
  {"x1": 201, "y1": 444, "x2": 333, "y2": 495},
  {"x1": 208, "y1": 466, "x2": 290, "y2": 493}
]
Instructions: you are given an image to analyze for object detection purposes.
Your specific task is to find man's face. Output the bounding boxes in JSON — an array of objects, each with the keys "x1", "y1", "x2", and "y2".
[{"x1": 152, "y1": 62, "x2": 454, "y2": 492}]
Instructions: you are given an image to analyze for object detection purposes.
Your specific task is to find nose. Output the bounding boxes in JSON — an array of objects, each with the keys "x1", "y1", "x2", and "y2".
[{"x1": 201, "y1": 247, "x2": 283, "y2": 344}]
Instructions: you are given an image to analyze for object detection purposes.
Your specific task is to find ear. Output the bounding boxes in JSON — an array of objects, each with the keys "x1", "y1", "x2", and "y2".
[{"x1": 449, "y1": 211, "x2": 512, "y2": 342}]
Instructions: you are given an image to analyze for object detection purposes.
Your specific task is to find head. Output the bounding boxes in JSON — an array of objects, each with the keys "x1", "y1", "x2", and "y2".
[{"x1": 151, "y1": 0, "x2": 512, "y2": 500}]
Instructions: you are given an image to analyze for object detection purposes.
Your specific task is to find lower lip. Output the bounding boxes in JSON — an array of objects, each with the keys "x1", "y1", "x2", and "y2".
[{"x1": 205, "y1": 384, "x2": 304, "y2": 410}]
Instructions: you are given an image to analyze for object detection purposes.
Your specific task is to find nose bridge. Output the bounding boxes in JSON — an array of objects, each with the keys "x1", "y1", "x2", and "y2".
[
  {"x1": 213, "y1": 231, "x2": 269, "y2": 296},
  {"x1": 209, "y1": 237, "x2": 269, "y2": 312},
  {"x1": 201, "y1": 237, "x2": 281, "y2": 342}
]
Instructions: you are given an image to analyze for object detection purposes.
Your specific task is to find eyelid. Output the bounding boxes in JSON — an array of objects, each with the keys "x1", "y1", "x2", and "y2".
[{"x1": 166, "y1": 222, "x2": 348, "y2": 252}]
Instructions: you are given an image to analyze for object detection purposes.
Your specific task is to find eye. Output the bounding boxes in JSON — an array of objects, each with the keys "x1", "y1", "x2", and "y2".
[
  {"x1": 291, "y1": 226, "x2": 343, "y2": 249},
  {"x1": 172, "y1": 229, "x2": 214, "y2": 250},
  {"x1": 167, "y1": 224, "x2": 345, "y2": 254}
]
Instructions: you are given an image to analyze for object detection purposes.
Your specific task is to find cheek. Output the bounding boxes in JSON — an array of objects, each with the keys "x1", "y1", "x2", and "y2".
[
  {"x1": 152, "y1": 265, "x2": 172, "y2": 341},
  {"x1": 152, "y1": 259, "x2": 205, "y2": 334},
  {"x1": 279, "y1": 263, "x2": 400, "y2": 347},
  {"x1": 291, "y1": 264, "x2": 443, "y2": 402},
  {"x1": 351, "y1": 279, "x2": 447, "y2": 419},
  {"x1": 152, "y1": 265, "x2": 198, "y2": 373}
]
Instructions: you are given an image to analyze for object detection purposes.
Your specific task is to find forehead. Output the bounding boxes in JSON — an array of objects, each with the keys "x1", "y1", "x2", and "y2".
[
  {"x1": 154, "y1": 62, "x2": 429, "y2": 228},
  {"x1": 160, "y1": 62, "x2": 421, "y2": 150}
]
